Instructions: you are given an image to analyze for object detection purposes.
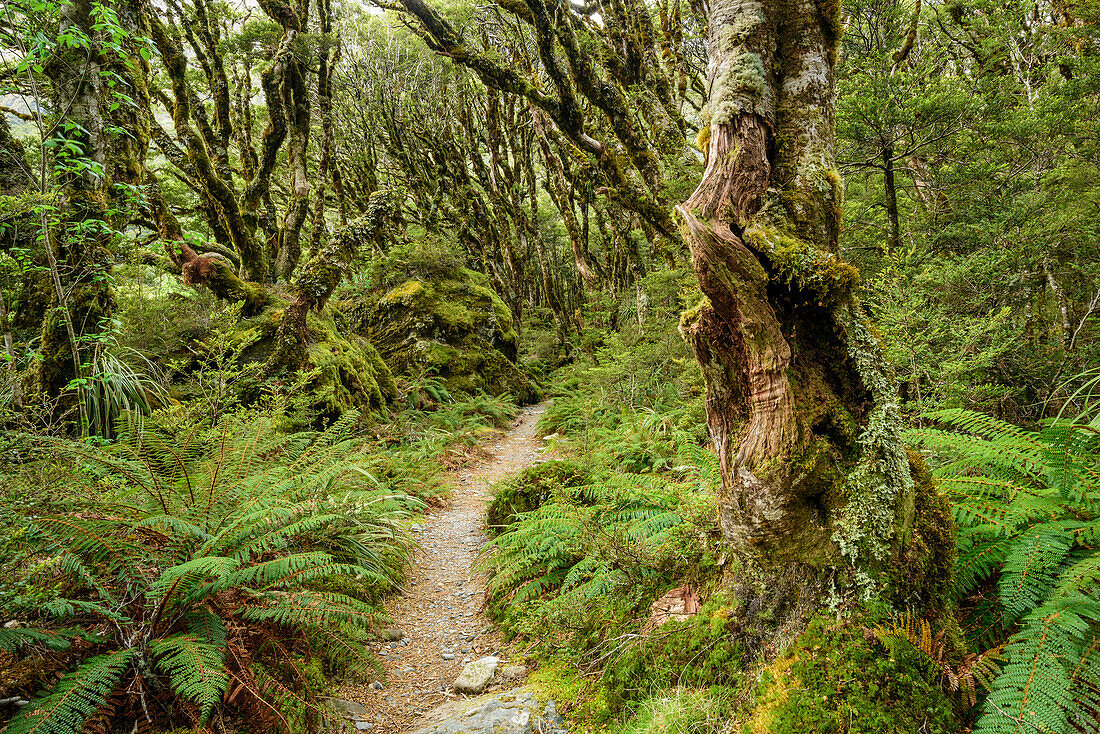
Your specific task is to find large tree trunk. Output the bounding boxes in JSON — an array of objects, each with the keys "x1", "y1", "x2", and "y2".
[{"x1": 677, "y1": 0, "x2": 945, "y2": 635}]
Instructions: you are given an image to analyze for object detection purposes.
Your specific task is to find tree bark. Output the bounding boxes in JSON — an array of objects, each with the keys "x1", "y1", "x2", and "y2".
[{"x1": 677, "y1": 0, "x2": 939, "y2": 623}]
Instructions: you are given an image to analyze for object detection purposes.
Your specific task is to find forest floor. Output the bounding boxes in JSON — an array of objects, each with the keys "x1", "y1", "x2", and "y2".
[{"x1": 332, "y1": 403, "x2": 547, "y2": 733}]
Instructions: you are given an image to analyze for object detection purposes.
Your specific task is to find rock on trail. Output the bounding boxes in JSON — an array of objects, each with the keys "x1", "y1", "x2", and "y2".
[{"x1": 332, "y1": 403, "x2": 554, "y2": 733}]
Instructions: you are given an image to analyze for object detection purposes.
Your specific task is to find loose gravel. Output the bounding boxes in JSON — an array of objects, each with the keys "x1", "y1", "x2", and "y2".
[{"x1": 332, "y1": 403, "x2": 547, "y2": 733}]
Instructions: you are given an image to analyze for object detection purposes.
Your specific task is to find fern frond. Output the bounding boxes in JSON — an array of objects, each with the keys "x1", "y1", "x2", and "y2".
[
  {"x1": 149, "y1": 556, "x2": 241, "y2": 606},
  {"x1": 242, "y1": 590, "x2": 381, "y2": 629},
  {"x1": 998, "y1": 523, "x2": 1073, "y2": 623},
  {"x1": 3, "y1": 649, "x2": 135, "y2": 734},
  {"x1": 149, "y1": 634, "x2": 229, "y2": 724},
  {"x1": 0, "y1": 628, "x2": 74, "y2": 653},
  {"x1": 974, "y1": 596, "x2": 1100, "y2": 734}
]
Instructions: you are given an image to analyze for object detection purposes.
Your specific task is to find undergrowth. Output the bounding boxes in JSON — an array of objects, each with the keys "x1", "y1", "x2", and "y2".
[{"x1": 0, "y1": 384, "x2": 518, "y2": 734}]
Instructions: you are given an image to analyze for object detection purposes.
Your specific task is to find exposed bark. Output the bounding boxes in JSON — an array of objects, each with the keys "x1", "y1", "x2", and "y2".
[{"x1": 676, "y1": 0, "x2": 940, "y2": 620}]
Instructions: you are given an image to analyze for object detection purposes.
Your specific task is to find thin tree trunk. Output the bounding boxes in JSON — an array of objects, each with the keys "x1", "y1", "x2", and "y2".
[{"x1": 883, "y1": 141, "x2": 900, "y2": 253}]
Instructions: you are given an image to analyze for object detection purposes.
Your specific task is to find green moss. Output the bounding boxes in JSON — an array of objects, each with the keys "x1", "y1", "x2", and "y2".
[
  {"x1": 343, "y1": 263, "x2": 538, "y2": 404},
  {"x1": 486, "y1": 460, "x2": 590, "y2": 532},
  {"x1": 886, "y1": 451, "x2": 956, "y2": 613},
  {"x1": 742, "y1": 221, "x2": 859, "y2": 306},
  {"x1": 528, "y1": 660, "x2": 613, "y2": 729},
  {"x1": 742, "y1": 615, "x2": 961, "y2": 734},
  {"x1": 234, "y1": 307, "x2": 397, "y2": 426},
  {"x1": 602, "y1": 597, "x2": 743, "y2": 713}
]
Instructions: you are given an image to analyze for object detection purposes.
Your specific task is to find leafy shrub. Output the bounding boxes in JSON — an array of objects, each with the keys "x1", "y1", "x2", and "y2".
[
  {"x1": 911, "y1": 408, "x2": 1100, "y2": 734},
  {"x1": 486, "y1": 459, "x2": 590, "y2": 532},
  {"x1": 479, "y1": 471, "x2": 720, "y2": 654},
  {"x1": 0, "y1": 412, "x2": 416, "y2": 734}
]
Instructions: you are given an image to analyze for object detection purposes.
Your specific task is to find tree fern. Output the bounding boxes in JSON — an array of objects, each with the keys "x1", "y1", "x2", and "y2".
[{"x1": 911, "y1": 408, "x2": 1100, "y2": 733}]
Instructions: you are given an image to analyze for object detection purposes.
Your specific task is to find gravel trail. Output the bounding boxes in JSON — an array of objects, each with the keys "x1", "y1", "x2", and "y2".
[{"x1": 333, "y1": 403, "x2": 547, "y2": 732}]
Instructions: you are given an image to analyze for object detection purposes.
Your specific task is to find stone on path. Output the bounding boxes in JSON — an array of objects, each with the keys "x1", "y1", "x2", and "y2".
[
  {"x1": 452, "y1": 656, "x2": 500, "y2": 694},
  {"x1": 410, "y1": 688, "x2": 567, "y2": 734},
  {"x1": 499, "y1": 664, "x2": 527, "y2": 682},
  {"x1": 322, "y1": 697, "x2": 369, "y2": 718}
]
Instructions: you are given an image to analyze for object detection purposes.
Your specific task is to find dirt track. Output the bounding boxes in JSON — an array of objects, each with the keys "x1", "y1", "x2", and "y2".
[{"x1": 333, "y1": 403, "x2": 546, "y2": 732}]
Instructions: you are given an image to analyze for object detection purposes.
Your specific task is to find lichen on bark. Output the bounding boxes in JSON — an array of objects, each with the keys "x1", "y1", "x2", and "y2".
[{"x1": 676, "y1": 0, "x2": 950, "y2": 624}]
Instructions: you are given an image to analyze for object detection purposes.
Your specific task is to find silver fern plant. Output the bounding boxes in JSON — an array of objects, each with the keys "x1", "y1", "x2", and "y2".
[{"x1": 0, "y1": 411, "x2": 417, "y2": 734}]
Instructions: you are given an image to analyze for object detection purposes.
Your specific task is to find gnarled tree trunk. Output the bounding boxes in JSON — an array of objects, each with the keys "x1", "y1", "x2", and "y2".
[{"x1": 678, "y1": 0, "x2": 948, "y2": 639}]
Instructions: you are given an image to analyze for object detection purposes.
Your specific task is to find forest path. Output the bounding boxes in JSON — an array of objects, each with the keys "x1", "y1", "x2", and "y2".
[{"x1": 332, "y1": 402, "x2": 547, "y2": 733}]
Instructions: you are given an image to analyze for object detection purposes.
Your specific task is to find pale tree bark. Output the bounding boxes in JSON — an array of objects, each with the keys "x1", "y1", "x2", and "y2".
[{"x1": 678, "y1": 0, "x2": 947, "y2": 629}]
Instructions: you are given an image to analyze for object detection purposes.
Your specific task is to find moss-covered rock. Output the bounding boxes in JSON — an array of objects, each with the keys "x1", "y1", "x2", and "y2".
[
  {"x1": 741, "y1": 615, "x2": 961, "y2": 734},
  {"x1": 343, "y1": 267, "x2": 540, "y2": 405},
  {"x1": 236, "y1": 307, "x2": 397, "y2": 424},
  {"x1": 486, "y1": 459, "x2": 589, "y2": 532}
]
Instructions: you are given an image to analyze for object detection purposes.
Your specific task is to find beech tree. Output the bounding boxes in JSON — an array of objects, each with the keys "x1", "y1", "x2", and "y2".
[{"x1": 393, "y1": 0, "x2": 952, "y2": 635}]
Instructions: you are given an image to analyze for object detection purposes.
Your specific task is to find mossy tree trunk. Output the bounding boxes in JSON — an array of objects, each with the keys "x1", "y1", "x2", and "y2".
[
  {"x1": 269, "y1": 190, "x2": 398, "y2": 370},
  {"x1": 677, "y1": 0, "x2": 940, "y2": 617}
]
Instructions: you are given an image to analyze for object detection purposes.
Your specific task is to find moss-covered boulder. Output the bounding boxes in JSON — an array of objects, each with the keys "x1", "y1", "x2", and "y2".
[
  {"x1": 741, "y1": 615, "x2": 961, "y2": 733},
  {"x1": 486, "y1": 460, "x2": 590, "y2": 532},
  {"x1": 343, "y1": 267, "x2": 540, "y2": 404},
  {"x1": 235, "y1": 307, "x2": 398, "y2": 424}
]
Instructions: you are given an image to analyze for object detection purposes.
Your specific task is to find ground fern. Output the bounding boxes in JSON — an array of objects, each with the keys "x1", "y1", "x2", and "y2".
[{"x1": 911, "y1": 408, "x2": 1100, "y2": 733}]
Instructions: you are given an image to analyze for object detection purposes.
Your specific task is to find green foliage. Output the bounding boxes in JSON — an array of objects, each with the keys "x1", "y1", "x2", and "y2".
[
  {"x1": 79, "y1": 340, "x2": 168, "y2": 439},
  {"x1": 742, "y1": 615, "x2": 960, "y2": 734},
  {"x1": 4, "y1": 650, "x2": 136, "y2": 734},
  {"x1": 910, "y1": 407, "x2": 1100, "y2": 733},
  {"x1": 611, "y1": 688, "x2": 734, "y2": 734},
  {"x1": 147, "y1": 634, "x2": 229, "y2": 722},
  {"x1": 839, "y1": 1, "x2": 1100, "y2": 422},
  {"x1": 0, "y1": 412, "x2": 417, "y2": 733},
  {"x1": 480, "y1": 463, "x2": 720, "y2": 656}
]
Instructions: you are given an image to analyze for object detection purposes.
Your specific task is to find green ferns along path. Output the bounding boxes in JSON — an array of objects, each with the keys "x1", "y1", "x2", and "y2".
[{"x1": 332, "y1": 403, "x2": 547, "y2": 732}]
